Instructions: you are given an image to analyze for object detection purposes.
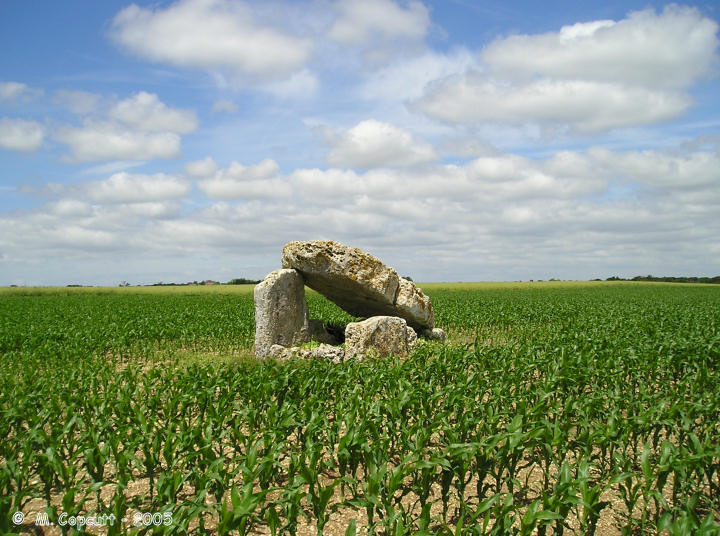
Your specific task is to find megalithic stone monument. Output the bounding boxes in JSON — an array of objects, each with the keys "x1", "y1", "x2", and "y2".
[{"x1": 254, "y1": 240, "x2": 444, "y2": 360}]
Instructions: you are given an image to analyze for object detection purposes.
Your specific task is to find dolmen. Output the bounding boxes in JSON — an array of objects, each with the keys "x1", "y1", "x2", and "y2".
[{"x1": 254, "y1": 240, "x2": 445, "y2": 361}]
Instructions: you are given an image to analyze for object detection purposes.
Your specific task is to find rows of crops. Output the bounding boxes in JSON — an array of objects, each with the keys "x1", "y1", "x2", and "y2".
[{"x1": 1, "y1": 283, "x2": 719, "y2": 534}]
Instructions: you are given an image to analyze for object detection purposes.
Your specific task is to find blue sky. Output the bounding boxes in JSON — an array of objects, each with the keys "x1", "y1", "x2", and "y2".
[{"x1": 1, "y1": 0, "x2": 719, "y2": 285}]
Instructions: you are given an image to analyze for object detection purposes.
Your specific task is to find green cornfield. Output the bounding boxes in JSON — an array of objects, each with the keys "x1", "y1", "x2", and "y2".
[{"x1": 1, "y1": 282, "x2": 719, "y2": 535}]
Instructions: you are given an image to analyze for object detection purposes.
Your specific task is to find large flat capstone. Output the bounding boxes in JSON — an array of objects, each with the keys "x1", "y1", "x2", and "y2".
[{"x1": 281, "y1": 240, "x2": 434, "y2": 330}]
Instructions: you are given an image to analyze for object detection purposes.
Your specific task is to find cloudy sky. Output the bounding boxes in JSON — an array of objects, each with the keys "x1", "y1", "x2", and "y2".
[{"x1": 1, "y1": 0, "x2": 719, "y2": 285}]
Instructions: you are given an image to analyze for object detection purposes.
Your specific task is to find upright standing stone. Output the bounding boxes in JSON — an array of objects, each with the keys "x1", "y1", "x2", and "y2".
[
  {"x1": 254, "y1": 269, "x2": 310, "y2": 358},
  {"x1": 282, "y1": 240, "x2": 434, "y2": 330}
]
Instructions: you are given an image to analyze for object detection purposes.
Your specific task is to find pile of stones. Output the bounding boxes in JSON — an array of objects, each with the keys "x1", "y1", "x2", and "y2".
[{"x1": 254, "y1": 240, "x2": 445, "y2": 361}]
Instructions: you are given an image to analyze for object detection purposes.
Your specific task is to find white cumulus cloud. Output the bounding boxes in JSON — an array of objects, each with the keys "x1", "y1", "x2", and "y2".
[
  {"x1": 481, "y1": 5, "x2": 719, "y2": 89},
  {"x1": 47, "y1": 199, "x2": 93, "y2": 218},
  {"x1": 53, "y1": 91, "x2": 196, "y2": 162},
  {"x1": 589, "y1": 147, "x2": 720, "y2": 189},
  {"x1": 197, "y1": 159, "x2": 292, "y2": 199},
  {"x1": 86, "y1": 172, "x2": 190, "y2": 204},
  {"x1": 0, "y1": 118, "x2": 45, "y2": 151},
  {"x1": 263, "y1": 69, "x2": 319, "y2": 99},
  {"x1": 328, "y1": 0, "x2": 430, "y2": 45},
  {"x1": 109, "y1": 0, "x2": 313, "y2": 84},
  {"x1": 325, "y1": 120, "x2": 437, "y2": 168},
  {"x1": 109, "y1": 91, "x2": 197, "y2": 133},
  {"x1": 360, "y1": 48, "x2": 475, "y2": 102},
  {"x1": 55, "y1": 121, "x2": 182, "y2": 162},
  {"x1": 0, "y1": 81, "x2": 43, "y2": 102},
  {"x1": 212, "y1": 99, "x2": 238, "y2": 114},
  {"x1": 412, "y1": 6, "x2": 719, "y2": 133},
  {"x1": 438, "y1": 137, "x2": 498, "y2": 158},
  {"x1": 3, "y1": 142, "x2": 719, "y2": 282},
  {"x1": 414, "y1": 76, "x2": 692, "y2": 133},
  {"x1": 185, "y1": 156, "x2": 218, "y2": 178}
]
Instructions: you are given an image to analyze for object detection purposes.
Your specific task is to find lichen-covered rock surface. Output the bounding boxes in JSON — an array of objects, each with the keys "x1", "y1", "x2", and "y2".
[
  {"x1": 269, "y1": 343, "x2": 345, "y2": 363},
  {"x1": 253, "y1": 269, "x2": 310, "y2": 358},
  {"x1": 421, "y1": 327, "x2": 447, "y2": 342},
  {"x1": 344, "y1": 316, "x2": 418, "y2": 361},
  {"x1": 281, "y1": 240, "x2": 434, "y2": 330}
]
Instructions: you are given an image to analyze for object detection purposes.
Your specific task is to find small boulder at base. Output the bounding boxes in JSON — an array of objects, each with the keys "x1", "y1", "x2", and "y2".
[
  {"x1": 345, "y1": 316, "x2": 418, "y2": 361},
  {"x1": 272, "y1": 343, "x2": 345, "y2": 363},
  {"x1": 282, "y1": 240, "x2": 434, "y2": 330},
  {"x1": 421, "y1": 327, "x2": 447, "y2": 342},
  {"x1": 254, "y1": 269, "x2": 310, "y2": 358}
]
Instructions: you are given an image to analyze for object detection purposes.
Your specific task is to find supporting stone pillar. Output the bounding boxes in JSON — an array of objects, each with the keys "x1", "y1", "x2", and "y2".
[{"x1": 254, "y1": 269, "x2": 310, "y2": 358}]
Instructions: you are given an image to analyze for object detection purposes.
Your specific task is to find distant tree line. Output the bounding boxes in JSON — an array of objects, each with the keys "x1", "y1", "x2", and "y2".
[
  {"x1": 118, "y1": 277, "x2": 262, "y2": 287},
  {"x1": 226, "y1": 277, "x2": 262, "y2": 285},
  {"x1": 599, "y1": 275, "x2": 720, "y2": 284}
]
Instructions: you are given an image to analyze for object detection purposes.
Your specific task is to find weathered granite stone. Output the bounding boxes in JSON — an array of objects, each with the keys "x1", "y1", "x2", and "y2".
[
  {"x1": 281, "y1": 240, "x2": 434, "y2": 330},
  {"x1": 270, "y1": 343, "x2": 345, "y2": 363},
  {"x1": 309, "y1": 344, "x2": 345, "y2": 363},
  {"x1": 344, "y1": 316, "x2": 418, "y2": 361},
  {"x1": 395, "y1": 277, "x2": 434, "y2": 330},
  {"x1": 421, "y1": 327, "x2": 447, "y2": 342},
  {"x1": 254, "y1": 269, "x2": 310, "y2": 358},
  {"x1": 268, "y1": 344, "x2": 290, "y2": 359}
]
